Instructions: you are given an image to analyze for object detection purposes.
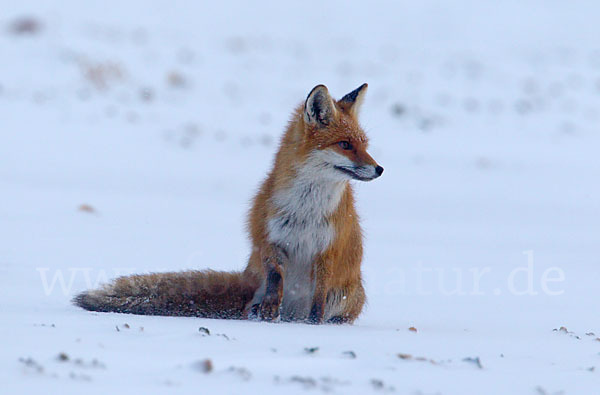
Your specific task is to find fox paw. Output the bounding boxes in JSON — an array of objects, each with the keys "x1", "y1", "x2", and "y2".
[
  {"x1": 307, "y1": 303, "x2": 324, "y2": 324},
  {"x1": 258, "y1": 294, "x2": 281, "y2": 322},
  {"x1": 247, "y1": 303, "x2": 260, "y2": 320}
]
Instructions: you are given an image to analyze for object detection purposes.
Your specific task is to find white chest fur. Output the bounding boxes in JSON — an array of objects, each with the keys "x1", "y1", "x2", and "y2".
[
  {"x1": 266, "y1": 157, "x2": 346, "y2": 319},
  {"x1": 268, "y1": 178, "x2": 344, "y2": 262}
]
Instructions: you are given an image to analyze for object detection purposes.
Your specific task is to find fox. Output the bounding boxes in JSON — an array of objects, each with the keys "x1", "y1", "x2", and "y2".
[{"x1": 74, "y1": 83, "x2": 383, "y2": 324}]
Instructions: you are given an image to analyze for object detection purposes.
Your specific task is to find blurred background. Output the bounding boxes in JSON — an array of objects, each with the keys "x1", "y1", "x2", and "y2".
[{"x1": 1, "y1": 1, "x2": 599, "y2": 393}]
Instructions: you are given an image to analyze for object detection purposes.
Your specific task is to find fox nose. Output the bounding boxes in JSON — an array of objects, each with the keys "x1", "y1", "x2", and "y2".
[{"x1": 375, "y1": 166, "x2": 384, "y2": 176}]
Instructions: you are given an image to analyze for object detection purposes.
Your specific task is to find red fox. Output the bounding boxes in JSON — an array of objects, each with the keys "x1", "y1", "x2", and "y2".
[{"x1": 74, "y1": 84, "x2": 383, "y2": 324}]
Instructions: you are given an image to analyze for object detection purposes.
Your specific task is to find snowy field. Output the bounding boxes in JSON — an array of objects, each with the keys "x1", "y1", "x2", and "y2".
[{"x1": 1, "y1": 1, "x2": 600, "y2": 393}]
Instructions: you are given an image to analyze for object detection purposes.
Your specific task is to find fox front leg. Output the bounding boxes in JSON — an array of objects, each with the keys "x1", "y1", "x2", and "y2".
[
  {"x1": 257, "y1": 244, "x2": 287, "y2": 321},
  {"x1": 308, "y1": 257, "x2": 332, "y2": 324}
]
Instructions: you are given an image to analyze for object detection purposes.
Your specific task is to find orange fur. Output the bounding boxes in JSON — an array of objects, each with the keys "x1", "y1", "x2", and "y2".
[{"x1": 74, "y1": 84, "x2": 382, "y2": 324}]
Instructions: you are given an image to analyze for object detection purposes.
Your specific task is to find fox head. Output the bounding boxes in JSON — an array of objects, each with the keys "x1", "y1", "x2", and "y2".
[{"x1": 298, "y1": 84, "x2": 383, "y2": 182}]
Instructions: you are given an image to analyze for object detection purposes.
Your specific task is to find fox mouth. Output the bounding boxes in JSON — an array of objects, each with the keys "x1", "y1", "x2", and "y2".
[{"x1": 334, "y1": 165, "x2": 379, "y2": 181}]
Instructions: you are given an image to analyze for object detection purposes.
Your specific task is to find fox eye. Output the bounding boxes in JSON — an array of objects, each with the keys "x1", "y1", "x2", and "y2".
[{"x1": 338, "y1": 141, "x2": 353, "y2": 150}]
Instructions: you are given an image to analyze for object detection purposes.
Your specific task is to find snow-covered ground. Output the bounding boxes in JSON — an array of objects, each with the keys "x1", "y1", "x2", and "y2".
[{"x1": 1, "y1": 1, "x2": 599, "y2": 393}]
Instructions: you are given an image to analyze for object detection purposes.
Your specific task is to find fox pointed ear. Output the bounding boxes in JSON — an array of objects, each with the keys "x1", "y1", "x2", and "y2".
[
  {"x1": 339, "y1": 83, "x2": 368, "y2": 117},
  {"x1": 304, "y1": 85, "x2": 338, "y2": 127}
]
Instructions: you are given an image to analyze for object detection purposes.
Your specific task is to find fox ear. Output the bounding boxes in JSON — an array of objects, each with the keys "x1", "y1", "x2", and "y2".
[
  {"x1": 339, "y1": 83, "x2": 368, "y2": 117},
  {"x1": 304, "y1": 85, "x2": 338, "y2": 127}
]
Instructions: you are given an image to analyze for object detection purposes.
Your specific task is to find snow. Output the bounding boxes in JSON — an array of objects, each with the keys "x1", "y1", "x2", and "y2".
[{"x1": 1, "y1": 0, "x2": 599, "y2": 393}]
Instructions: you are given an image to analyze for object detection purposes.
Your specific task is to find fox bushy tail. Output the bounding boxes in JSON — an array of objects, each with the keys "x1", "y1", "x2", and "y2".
[{"x1": 73, "y1": 270, "x2": 259, "y2": 319}]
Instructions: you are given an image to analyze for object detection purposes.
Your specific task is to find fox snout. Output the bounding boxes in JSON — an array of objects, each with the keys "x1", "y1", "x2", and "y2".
[
  {"x1": 361, "y1": 151, "x2": 384, "y2": 180},
  {"x1": 334, "y1": 163, "x2": 383, "y2": 181},
  {"x1": 342, "y1": 150, "x2": 384, "y2": 182},
  {"x1": 313, "y1": 146, "x2": 383, "y2": 182}
]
